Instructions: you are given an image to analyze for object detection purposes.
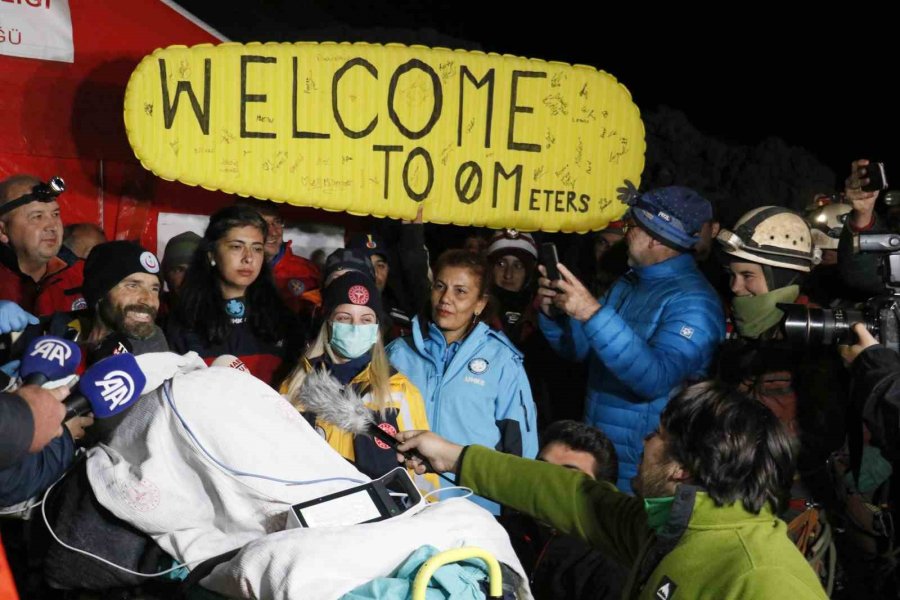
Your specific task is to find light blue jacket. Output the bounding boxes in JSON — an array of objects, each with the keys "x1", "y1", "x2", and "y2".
[
  {"x1": 387, "y1": 318, "x2": 538, "y2": 513},
  {"x1": 539, "y1": 253, "x2": 725, "y2": 492}
]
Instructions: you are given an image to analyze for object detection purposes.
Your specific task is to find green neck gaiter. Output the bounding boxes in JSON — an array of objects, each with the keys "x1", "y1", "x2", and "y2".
[
  {"x1": 731, "y1": 285, "x2": 799, "y2": 339},
  {"x1": 643, "y1": 496, "x2": 675, "y2": 534}
]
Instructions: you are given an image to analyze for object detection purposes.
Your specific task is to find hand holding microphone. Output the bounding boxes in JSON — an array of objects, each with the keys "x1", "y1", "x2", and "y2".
[
  {"x1": 297, "y1": 368, "x2": 444, "y2": 477},
  {"x1": 18, "y1": 335, "x2": 147, "y2": 442},
  {"x1": 394, "y1": 431, "x2": 464, "y2": 476},
  {"x1": 15, "y1": 384, "x2": 69, "y2": 452}
]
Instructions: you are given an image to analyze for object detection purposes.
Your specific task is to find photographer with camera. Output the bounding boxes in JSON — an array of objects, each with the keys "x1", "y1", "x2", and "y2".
[
  {"x1": 838, "y1": 159, "x2": 892, "y2": 297},
  {"x1": 715, "y1": 207, "x2": 848, "y2": 497},
  {"x1": 841, "y1": 322, "x2": 900, "y2": 459}
]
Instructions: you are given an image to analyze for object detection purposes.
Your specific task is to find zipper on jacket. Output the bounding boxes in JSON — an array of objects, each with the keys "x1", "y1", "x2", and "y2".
[{"x1": 519, "y1": 391, "x2": 530, "y2": 432}]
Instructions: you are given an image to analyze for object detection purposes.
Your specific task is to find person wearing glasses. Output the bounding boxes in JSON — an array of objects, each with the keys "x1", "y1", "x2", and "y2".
[{"x1": 536, "y1": 186, "x2": 725, "y2": 493}]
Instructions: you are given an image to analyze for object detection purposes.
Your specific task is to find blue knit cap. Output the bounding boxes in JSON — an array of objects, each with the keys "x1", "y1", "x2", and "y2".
[{"x1": 627, "y1": 186, "x2": 712, "y2": 251}]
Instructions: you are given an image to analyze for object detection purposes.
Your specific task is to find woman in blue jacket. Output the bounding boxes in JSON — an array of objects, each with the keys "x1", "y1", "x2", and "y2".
[{"x1": 387, "y1": 249, "x2": 538, "y2": 514}]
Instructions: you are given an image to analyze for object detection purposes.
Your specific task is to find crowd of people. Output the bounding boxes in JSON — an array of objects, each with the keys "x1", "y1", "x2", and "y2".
[{"x1": 1, "y1": 158, "x2": 900, "y2": 598}]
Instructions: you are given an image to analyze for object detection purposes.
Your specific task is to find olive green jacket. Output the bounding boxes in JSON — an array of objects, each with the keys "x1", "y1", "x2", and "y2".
[{"x1": 459, "y1": 445, "x2": 827, "y2": 600}]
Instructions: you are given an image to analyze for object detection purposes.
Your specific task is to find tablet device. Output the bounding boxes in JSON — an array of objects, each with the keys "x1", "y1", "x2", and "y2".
[{"x1": 286, "y1": 467, "x2": 423, "y2": 529}]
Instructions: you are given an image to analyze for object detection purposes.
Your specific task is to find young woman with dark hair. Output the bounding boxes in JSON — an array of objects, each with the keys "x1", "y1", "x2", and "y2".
[
  {"x1": 386, "y1": 249, "x2": 538, "y2": 514},
  {"x1": 167, "y1": 205, "x2": 303, "y2": 386}
]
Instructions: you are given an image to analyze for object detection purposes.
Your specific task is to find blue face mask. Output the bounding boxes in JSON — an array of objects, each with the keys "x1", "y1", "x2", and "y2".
[{"x1": 330, "y1": 322, "x2": 379, "y2": 359}]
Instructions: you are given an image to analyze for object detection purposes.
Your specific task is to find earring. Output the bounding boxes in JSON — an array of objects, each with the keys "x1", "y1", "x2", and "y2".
[{"x1": 210, "y1": 258, "x2": 216, "y2": 267}]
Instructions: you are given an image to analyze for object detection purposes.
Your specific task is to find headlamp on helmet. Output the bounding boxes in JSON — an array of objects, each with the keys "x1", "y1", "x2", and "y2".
[{"x1": 717, "y1": 206, "x2": 821, "y2": 272}]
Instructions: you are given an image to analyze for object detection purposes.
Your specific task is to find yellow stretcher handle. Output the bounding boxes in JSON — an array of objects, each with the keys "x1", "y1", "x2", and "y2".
[{"x1": 411, "y1": 547, "x2": 504, "y2": 600}]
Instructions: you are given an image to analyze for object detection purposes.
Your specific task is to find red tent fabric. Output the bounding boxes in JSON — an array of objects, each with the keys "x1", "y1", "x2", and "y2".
[{"x1": 0, "y1": 0, "x2": 343, "y2": 253}]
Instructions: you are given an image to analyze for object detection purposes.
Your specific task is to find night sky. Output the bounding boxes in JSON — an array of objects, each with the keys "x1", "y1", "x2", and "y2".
[{"x1": 177, "y1": 0, "x2": 897, "y2": 190}]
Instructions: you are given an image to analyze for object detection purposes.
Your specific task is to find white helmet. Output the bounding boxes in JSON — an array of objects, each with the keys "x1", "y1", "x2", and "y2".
[
  {"x1": 805, "y1": 203, "x2": 852, "y2": 251},
  {"x1": 717, "y1": 206, "x2": 821, "y2": 272}
]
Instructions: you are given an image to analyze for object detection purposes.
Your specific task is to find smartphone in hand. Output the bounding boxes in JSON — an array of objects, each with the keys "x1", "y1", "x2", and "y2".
[
  {"x1": 862, "y1": 162, "x2": 888, "y2": 193},
  {"x1": 540, "y1": 242, "x2": 561, "y2": 283}
]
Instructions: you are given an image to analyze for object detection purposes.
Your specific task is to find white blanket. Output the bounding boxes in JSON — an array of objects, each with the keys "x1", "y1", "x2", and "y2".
[
  {"x1": 86, "y1": 352, "x2": 530, "y2": 599},
  {"x1": 202, "y1": 498, "x2": 527, "y2": 599}
]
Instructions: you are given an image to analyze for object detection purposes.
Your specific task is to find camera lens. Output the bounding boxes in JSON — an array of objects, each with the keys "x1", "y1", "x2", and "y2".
[{"x1": 781, "y1": 305, "x2": 864, "y2": 345}]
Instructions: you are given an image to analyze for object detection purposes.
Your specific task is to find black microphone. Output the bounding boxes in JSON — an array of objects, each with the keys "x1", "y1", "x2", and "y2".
[{"x1": 88, "y1": 332, "x2": 133, "y2": 365}]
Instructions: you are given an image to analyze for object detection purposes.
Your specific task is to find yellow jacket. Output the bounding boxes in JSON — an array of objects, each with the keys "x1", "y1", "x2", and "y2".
[{"x1": 283, "y1": 359, "x2": 439, "y2": 494}]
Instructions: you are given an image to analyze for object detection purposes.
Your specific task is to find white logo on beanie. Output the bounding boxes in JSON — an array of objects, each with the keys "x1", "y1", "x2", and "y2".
[{"x1": 139, "y1": 251, "x2": 160, "y2": 274}]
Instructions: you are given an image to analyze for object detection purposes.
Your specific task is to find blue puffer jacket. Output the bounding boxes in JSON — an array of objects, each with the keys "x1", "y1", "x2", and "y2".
[
  {"x1": 540, "y1": 254, "x2": 725, "y2": 492},
  {"x1": 387, "y1": 318, "x2": 538, "y2": 514}
]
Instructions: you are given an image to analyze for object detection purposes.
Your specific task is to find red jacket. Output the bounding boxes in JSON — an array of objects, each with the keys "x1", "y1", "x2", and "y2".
[
  {"x1": 270, "y1": 241, "x2": 321, "y2": 314},
  {"x1": 0, "y1": 250, "x2": 85, "y2": 316}
]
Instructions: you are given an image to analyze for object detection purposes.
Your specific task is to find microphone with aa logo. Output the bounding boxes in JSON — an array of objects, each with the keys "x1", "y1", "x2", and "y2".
[
  {"x1": 20, "y1": 335, "x2": 82, "y2": 386},
  {"x1": 63, "y1": 353, "x2": 147, "y2": 421}
]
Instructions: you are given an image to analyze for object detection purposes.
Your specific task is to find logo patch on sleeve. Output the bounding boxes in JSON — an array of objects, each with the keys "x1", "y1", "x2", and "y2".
[
  {"x1": 655, "y1": 576, "x2": 677, "y2": 600},
  {"x1": 287, "y1": 278, "x2": 305, "y2": 297},
  {"x1": 679, "y1": 326, "x2": 694, "y2": 339}
]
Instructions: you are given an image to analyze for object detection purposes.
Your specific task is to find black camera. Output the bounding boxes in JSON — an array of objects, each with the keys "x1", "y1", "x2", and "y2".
[{"x1": 781, "y1": 233, "x2": 900, "y2": 352}]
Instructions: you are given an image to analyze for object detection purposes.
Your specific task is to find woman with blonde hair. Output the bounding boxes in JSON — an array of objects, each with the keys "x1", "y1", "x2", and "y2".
[{"x1": 283, "y1": 271, "x2": 436, "y2": 490}]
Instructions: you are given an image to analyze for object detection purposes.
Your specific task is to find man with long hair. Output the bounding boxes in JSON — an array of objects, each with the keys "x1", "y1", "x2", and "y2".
[{"x1": 396, "y1": 382, "x2": 827, "y2": 599}]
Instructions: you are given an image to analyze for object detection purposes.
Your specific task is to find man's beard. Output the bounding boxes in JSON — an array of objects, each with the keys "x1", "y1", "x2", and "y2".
[
  {"x1": 632, "y1": 459, "x2": 675, "y2": 499},
  {"x1": 98, "y1": 299, "x2": 158, "y2": 340}
]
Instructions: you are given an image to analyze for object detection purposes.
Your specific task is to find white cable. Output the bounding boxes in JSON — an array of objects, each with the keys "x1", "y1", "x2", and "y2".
[
  {"x1": 40, "y1": 477, "x2": 221, "y2": 578},
  {"x1": 35, "y1": 379, "x2": 377, "y2": 577},
  {"x1": 0, "y1": 449, "x2": 85, "y2": 515},
  {"x1": 0, "y1": 499, "x2": 42, "y2": 515},
  {"x1": 422, "y1": 486, "x2": 474, "y2": 503},
  {"x1": 162, "y1": 381, "x2": 366, "y2": 489}
]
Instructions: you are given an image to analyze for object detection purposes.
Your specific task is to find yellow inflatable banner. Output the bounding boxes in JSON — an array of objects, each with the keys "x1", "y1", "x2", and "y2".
[{"x1": 124, "y1": 42, "x2": 644, "y2": 232}]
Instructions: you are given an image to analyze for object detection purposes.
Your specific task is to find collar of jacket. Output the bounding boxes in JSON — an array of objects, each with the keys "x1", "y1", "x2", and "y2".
[
  {"x1": 269, "y1": 240, "x2": 289, "y2": 268},
  {"x1": 411, "y1": 316, "x2": 521, "y2": 365},
  {"x1": 304, "y1": 353, "x2": 395, "y2": 389},
  {"x1": 634, "y1": 484, "x2": 778, "y2": 587},
  {"x1": 0, "y1": 242, "x2": 18, "y2": 272},
  {"x1": 631, "y1": 253, "x2": 696, "y2": 281},
  {"x1": 0, "y1": 243, "x2": 69, "y2": 283}
]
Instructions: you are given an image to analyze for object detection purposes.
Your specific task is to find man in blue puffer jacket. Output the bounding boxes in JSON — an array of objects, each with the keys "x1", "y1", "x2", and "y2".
[{"x1": 537, "y1": 186, "x2": 725, "y2": 492}]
